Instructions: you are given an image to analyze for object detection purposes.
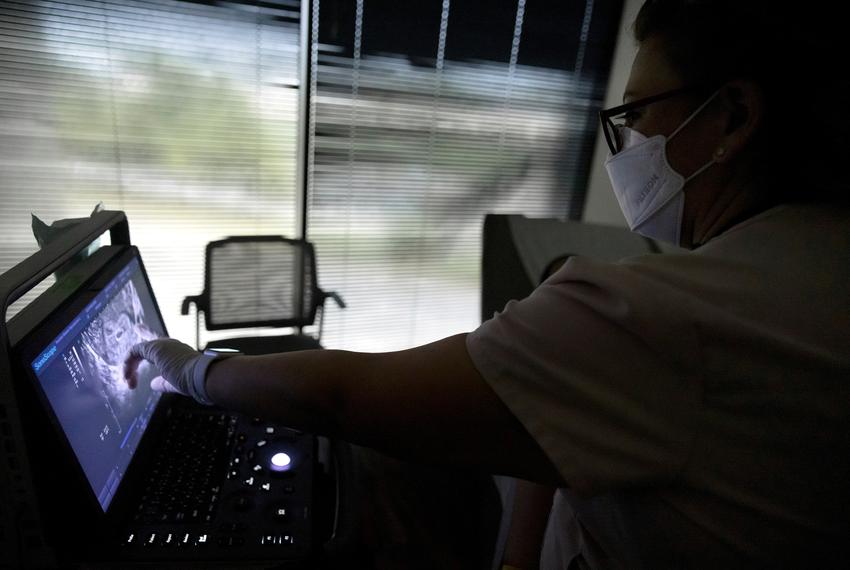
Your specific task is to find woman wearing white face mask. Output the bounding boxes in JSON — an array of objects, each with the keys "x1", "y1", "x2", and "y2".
[
  {"x1": 602, "y1": 86, "x2": 723, "y2": 246},
  {"x1": 124, "y1": 1, "x2": 849, "y2": 568}
]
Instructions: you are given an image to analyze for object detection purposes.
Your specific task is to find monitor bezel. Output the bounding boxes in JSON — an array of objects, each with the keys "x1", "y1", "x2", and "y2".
[{"x1": 12, "y1": 245, "x2": 172, "y2": 525}]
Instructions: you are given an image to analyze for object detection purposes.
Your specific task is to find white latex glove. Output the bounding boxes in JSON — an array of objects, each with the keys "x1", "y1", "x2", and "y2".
[{"x1": 123, "y1": 338, "x2": 216, "y2": 405}]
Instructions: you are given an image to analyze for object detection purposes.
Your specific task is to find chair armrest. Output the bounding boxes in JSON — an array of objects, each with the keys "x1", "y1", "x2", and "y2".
[
  {"x1": 181, "y1": 294, "x2": 203, "y2": 315},
  {"x1": 314, "y1": 290, "x2": 345, "y2": 343},
  {"x1": 324, "y1": 291, "x2": 346, "y2": 309}
]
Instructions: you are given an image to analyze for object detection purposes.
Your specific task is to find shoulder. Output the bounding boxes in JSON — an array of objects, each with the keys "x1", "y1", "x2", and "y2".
[
  {"x1": 467, "y1": 253, "x2": 704, "y2": 491},
  {"x1": 696, "y1": 202, "x2": 850, "y2": 264}
]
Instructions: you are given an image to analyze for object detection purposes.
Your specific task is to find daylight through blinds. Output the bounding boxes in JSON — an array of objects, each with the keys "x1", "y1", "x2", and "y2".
[
  {"x1": 0, "y1": 0, "x2": 302, "y2": 345},
  {"x1": 306, "y1": 0, "x2": 623, "y2": 351},
  {"x1": 1, "y1": 0, "x2": 623, "y2": 353}
]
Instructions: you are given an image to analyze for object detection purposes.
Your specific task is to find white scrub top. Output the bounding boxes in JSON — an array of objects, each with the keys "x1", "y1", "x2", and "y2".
[{"x1": 467, "y1": 203, "x2": 850, "y2": 568}]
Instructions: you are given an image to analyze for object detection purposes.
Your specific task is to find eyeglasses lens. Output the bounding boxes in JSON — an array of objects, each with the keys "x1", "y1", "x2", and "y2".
[
  {"x1": 612, "y1": 123, "x2": 622, "y2": 153},
  {"x1": 605, "y1": 119, "x2": 623, "y2": 155}
]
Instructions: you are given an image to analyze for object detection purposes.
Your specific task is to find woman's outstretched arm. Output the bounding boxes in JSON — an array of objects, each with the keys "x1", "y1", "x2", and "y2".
[{"x1": 201, "y1": 333, "x2": 564, "y2": 485}]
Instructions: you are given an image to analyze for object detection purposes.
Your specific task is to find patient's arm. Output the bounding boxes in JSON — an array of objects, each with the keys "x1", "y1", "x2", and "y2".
[
  {"x1": 497, "y1": 256, "x2": 565, "y2": 569},
  {"x1": 501, "y1": 480, "x2": 556, "y2": 570},
  {"x1": 205, "y1": 333, "x2": 565, "y2": 486}
]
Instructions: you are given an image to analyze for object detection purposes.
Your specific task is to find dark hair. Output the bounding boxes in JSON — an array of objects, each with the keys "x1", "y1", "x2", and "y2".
[{"x1": 633, "y1": 0, "x2": 848, "y2": 204}]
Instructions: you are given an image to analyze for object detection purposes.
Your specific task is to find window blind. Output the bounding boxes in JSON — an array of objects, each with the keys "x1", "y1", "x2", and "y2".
[
  {"x1": 306, "y1": 0, "x2": 623, "y2": 352},
  {"x1": 0, "y1": 0, "x2": 302, "y2": 346}
]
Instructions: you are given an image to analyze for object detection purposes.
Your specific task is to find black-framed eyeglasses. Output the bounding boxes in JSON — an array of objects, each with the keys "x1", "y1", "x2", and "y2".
[{"x1": 598, "y1": 85, "x2": 712, "y2": 155}]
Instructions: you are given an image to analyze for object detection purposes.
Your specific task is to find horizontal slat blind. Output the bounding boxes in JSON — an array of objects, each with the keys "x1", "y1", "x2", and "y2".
[
  {"x1": 307, "y1": 0, "x2": 622, "y2": 352},
  {"x1": 1, "y1": 0, "x2": 301, "y2": 346}
]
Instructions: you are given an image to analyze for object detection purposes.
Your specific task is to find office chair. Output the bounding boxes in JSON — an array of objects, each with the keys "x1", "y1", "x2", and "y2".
[{"x1": 181, "y1": 235, "x2": 345, "y2": 355}]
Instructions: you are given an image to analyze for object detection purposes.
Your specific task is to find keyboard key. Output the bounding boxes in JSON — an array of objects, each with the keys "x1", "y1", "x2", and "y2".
[
  {"x1": 233, "y1": 496, "x2": 253, "y2": 512},
  {"x1": 220, "y1": 521, "x2": 244, "y2": 533},
  {"x1": 217, "y1": 534, "x2": 244, "y2": 547},
  {"x1": 260, "y1": 533, "x2": 295, "y2": 546},
  {"x1": 270, "y1": 503, "x2": 289, "y2": 523}
]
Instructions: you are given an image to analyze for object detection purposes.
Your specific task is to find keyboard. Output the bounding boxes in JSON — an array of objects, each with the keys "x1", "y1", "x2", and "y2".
[
  {"x1": 134, "y1": 410, "x2": 235, "y2": 525},
  {"x1": 120, "y1": 407, "x2": 316, "y2": 560}
]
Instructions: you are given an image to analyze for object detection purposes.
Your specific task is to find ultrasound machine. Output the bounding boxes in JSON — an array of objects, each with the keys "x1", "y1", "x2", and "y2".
[{"x1": 0, "y1": 212, "x2": 347, "y2": 568}]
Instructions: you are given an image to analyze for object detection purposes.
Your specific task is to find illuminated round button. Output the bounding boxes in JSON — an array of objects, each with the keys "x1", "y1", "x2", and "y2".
[{"x1": 269, "y1": 452, "x2": 292, "y2": 472}]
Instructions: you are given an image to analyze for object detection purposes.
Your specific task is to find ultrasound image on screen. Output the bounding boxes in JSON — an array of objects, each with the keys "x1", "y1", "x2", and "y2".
[
  {"x1": 78, "y1": 279, "x2": 157, "y2": 412},
  {"x1": 31, "y1": 257, "x2": 166, "y2": 511}
]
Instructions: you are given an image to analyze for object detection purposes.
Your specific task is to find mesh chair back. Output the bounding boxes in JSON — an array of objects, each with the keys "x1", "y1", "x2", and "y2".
[{"x1": 205, "y1": 236, "x2": 318, "y2": 330}]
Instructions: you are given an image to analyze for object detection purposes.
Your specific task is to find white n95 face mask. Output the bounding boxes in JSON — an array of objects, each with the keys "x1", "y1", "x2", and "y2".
[{"x1": 604, "y1": 89, "x2": 721, "y2": 245}]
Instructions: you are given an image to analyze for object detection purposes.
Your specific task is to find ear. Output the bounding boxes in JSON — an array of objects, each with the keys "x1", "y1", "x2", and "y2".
[{"x1": 713, "y1": 79, "x2": 765, "y2": 163}]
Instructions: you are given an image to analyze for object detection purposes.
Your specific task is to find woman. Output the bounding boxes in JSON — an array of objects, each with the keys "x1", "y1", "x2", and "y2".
[{"x1": 125, "y1": 1, "x2": 849, "y2": 567}]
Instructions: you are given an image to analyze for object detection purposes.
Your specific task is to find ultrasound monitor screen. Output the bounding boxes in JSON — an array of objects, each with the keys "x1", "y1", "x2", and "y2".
[{"x1": 29, "y1": 256, "x2": 165, "y2": 511}]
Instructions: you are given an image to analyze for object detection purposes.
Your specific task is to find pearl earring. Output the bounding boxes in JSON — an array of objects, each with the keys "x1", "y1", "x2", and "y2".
[{"x1": 714, "y1": 147, "x2": 726, "y2": 160}]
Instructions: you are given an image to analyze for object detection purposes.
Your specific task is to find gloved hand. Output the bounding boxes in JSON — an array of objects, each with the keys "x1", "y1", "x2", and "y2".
[{"x1": 123, "y1": 338, "x2": 216, "y2": 405}]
